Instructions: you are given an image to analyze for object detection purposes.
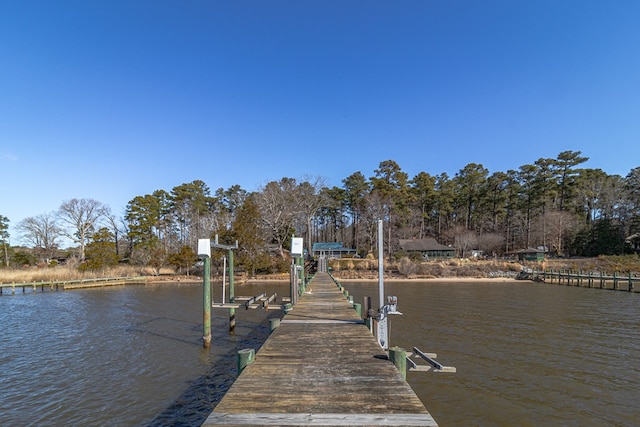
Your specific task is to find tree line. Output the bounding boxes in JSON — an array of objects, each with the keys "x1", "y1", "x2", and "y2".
[{"x1": 2, "y1": 150, "x2": 639, "y2": 273}]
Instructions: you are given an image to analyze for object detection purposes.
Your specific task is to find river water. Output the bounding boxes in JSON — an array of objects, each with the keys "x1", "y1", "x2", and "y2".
[
  {"x1": 1, "y1": 280, "x2": 638, "y2": 426},
  {"x1": 344, "y1": 281, "x2": 640, "y2": 427},
  {"x1": 0, "y1": 281, "x2": 281, "y2": 427}
]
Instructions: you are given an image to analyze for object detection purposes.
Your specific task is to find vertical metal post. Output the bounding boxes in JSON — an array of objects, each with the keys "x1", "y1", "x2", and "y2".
[
  {"x1": 290, "y1": 260, "x2": 298, "y2": 305},
  {"x1": 377, "y1": 219, "x2": 388, "y2": 350},
  {"x1": 203, "y1": 256, "x2": 212, "y2": 348},
  {"x1": 228, "y1": 249, "x2": 236, "y2": 333},
  {"x1": 378, "y1": 219, "x2": 384, "y2": 310},
  {"x1": 222, "y1": 255, "x2": 226, "y2": 303}
]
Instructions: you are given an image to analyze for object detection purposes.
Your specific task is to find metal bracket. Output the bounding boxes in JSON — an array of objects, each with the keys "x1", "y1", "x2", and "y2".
[
  {"x1": 407, "y1": 346, "x2": 456, "y2": 373},
  {"x1": 212, "y1": 293, "x2": 280, "y2": 311}
]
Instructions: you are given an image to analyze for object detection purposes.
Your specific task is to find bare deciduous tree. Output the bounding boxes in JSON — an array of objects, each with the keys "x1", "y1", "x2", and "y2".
[
  {"x1": 255, "y1": 178, "x2": 298, "y2": 258},
  {"x1": 58, "y1": 198, "x2": 107, "y2": 260},
  {"x1": 17, "y1": 213, "x2": 62, "y2": 261},
  {"x1": 295, "y1": 176, "x2": 327, "y2": 254}
]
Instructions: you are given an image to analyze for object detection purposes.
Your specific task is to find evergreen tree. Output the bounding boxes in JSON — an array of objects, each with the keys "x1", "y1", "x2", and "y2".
[
  {"x1": 167, "y1": 246, "x2": 197, "y2": 276},
  {"x1": 342, "y1": 171, "x2": 370, "y2": 252},
  {"x1": 0, "y1": 215, "x2": 9, "y2": 267},
  {"x1": 79, "y1": 227, "x2": 118, "y2": 271}
]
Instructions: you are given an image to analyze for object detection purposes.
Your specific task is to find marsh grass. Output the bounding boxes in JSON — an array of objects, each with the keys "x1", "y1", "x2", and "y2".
[
  {"x1": 330, "y1": 254, "x2": 640, "y2": 280},
  {"x1": 0, "y1": 265, "x2": 177, "y2": 284}
]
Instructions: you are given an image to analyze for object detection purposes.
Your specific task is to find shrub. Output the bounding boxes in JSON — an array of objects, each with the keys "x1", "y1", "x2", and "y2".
[{"x1": 397, "y1": 257, "x2": 418, "y2": 278}]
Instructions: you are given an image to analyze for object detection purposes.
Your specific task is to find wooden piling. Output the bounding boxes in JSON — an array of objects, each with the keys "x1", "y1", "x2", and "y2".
[
  {"x1": 269, "y1": 318, "x2": 280, "y2": 334},
  {"x1": 203, "y1": 256, "x2": 212, "y2": 348},
  {"x1": 363, "y1": 295, "x2": 371, "y2": 319},
  {"x1": 237, "y1": 348, "x2": 255, "y2": 374},
  {"x1": 228, "y1": 249, "x2": 236, "y2": 334},
  {"x1": 353, "y1": 302, "x2": 362, "y2": 318},
  {"x1": 389, "y1": 346, "x2": 407, "y2": 380}
]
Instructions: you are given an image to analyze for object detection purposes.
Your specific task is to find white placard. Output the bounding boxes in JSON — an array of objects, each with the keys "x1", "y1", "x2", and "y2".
[
  {"x1": 291, "y1": 237, "x2": 303, "y2": 257},
  {"x1": 197, "y1": 239, "x2": 211, "y2": 257}
]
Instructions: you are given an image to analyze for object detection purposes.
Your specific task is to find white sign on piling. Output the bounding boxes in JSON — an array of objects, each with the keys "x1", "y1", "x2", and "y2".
[
  {"x1": 198, "y1": 239, "x2": 211, "y2": 258},
  {"x1": 291, "y1": 237, "x2": 303, "y2": 257}
]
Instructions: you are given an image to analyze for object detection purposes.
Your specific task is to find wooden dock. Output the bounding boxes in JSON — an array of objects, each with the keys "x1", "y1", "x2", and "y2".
[
  {"x1": 534, "y1": 269, "x2": 639, "y2": 292},
  {"x1": 0, "y1": 276, "x2": 147, "y2": 295},
  {"x1": 202, "y1": 272, "x2": 437, "y2": 427}
]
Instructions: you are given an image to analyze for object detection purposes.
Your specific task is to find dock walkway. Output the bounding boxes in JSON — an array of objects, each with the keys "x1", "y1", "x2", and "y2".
[{"x1": 202, "y1": 272, "x2": 437, "y2": 426}]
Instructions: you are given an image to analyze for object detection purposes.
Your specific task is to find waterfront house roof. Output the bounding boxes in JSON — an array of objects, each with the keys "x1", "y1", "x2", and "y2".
[
  {"x1": 398, "y1": 238, "x2": 453, "y2": 252},
  {"x1": 507, "y1": 247, "x2": 547, "y2": 254},
  {"x1": 311, "y1": 242, "x2": 357, "y2": 258},
  {"x1": 626, "y1": 233, "x2": 640, "y2": 242},
  {"x1": 312, "y1": 242, "x2": 347, "y2": 251}
]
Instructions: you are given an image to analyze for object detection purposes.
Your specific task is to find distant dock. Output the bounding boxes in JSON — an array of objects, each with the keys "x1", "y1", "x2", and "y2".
[
  {"x1": 202, "y1": 272, "x2": 438, "y2": 427},
  {"x1": 0, "y1": 277, "x2": 147, "y2": 295}
]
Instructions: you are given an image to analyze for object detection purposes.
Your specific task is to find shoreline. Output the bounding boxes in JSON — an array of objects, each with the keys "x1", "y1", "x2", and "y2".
[
  {"x1": 329, "y1": 276, "x2": 523, "y2": 284},
  {"x1": 241, "y1": 275, "x2": 524, "y2": 284}
]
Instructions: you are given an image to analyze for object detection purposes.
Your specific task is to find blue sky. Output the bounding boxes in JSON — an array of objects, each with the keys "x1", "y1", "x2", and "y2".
[{"x1": 2, "y1": 1, "x2": 639, "y2": 242}]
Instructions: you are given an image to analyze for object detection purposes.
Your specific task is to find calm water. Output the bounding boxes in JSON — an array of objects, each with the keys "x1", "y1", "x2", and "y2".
[
  {"x1": 0, "y1": 281, "x2": 281, "y2": 426},
  {"x1": 345, "y1": 281, "x2": 640, "y2": 426},
  {"x1": 1, "y1": 280, "x2": 638, "y2": 426}
]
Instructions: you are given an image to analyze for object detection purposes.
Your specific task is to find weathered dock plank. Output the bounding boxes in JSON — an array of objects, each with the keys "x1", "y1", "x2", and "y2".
[{"x1": 202, "y1": 272, "x2": 437, "y2": 427}]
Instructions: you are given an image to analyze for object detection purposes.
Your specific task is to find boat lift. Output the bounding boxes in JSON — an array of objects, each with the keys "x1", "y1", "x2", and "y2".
[
  {"x1": 198, "y1": 236, "x2": 287, "y2": 347},
  {"x1": 373, "y1": 219, "x2": 456, "y2": 374}
]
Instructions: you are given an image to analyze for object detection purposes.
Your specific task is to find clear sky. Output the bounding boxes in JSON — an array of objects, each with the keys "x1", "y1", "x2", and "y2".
[{"x1": 2, "y1": 1, "x2": 639, "y2": 242}]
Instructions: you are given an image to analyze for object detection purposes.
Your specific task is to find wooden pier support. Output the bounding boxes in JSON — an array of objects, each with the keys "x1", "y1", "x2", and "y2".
[
  {"x1": 237, "y1": 348, "x2": 255, "y2": 374},
  {"x1": 203, "y1": 256, "x2": 212, "y2": 348},
  {"x1": 540, "y1": 269, "x2": 639, "y2": 293},
  {"x1": 389, "y1": 346, "x2": 407, "y2": 380},
  {"x1": 269, "y1": 318, "x2": 280, "y2": 334}
]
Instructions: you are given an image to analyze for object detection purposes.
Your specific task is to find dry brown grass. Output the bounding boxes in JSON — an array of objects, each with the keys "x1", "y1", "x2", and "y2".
[
  {"x1": 0, "y1": 265, "x2": 177, "y2": 284},
  {"x1": 330, "y1": 255, "x2": 640, "y2": 280},
  {"x1": 544, "y1": 255, "x2": 640, "y2": 273}
]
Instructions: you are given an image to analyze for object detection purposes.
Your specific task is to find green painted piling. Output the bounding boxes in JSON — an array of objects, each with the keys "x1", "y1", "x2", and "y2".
[
  {"x1": 270, "y1": 318, "x2": 281, "y2": 333},
  {"x1": 203, "y1": 256, "x2": 212, "y2": 348},
  {"x1": 353, "y1": 302, "x2": 362, "y2": 318},
  {"x1": 228, "y1": 249, "x2": 236, "y2": 333},
  {"x1": 364, "y1": 317, "x2": 372, "y2": 332},
  {"x1": 237, "y1": 348, "x2": 255, "y2": 374},
  {"x1": 389, "y1": 346, "x2": 407, "y2": 380}
]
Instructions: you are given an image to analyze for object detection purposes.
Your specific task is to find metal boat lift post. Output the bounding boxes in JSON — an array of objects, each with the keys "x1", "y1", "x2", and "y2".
[{"x1": 372, "y1": 220, "x2": 456, "y2": 376}]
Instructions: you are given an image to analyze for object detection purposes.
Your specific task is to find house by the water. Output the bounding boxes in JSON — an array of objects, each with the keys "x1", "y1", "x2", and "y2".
[
  {"x1": 311, "y1": 242, "x2": 357, "y2": 259},
  {"x1": 398, "y1": 238, "x2": 455, "y2": 259},
  {"x1": 626, "y1": 233, "x2": 640, "y2": 253},
  {"x1": 508, "y1": 247, "x2": 546, "y2": 262}
]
